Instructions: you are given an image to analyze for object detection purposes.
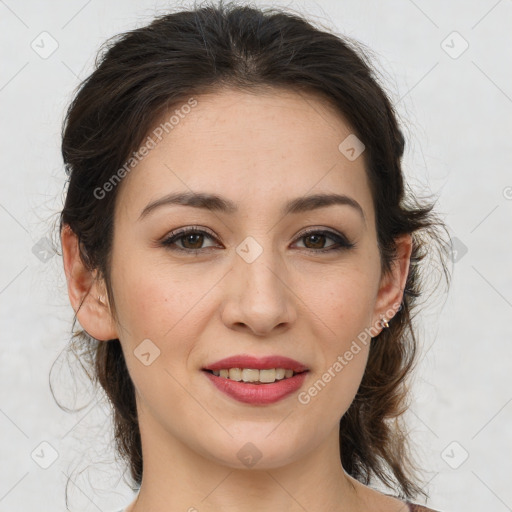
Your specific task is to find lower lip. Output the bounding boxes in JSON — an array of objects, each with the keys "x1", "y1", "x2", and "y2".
[{"x1": 203, "y1": 371, "x2": 308, "y2": 404}]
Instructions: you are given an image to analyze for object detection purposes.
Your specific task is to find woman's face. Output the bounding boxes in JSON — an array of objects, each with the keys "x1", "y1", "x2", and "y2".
[{"x1": 92, "y1": 88, "x2": 408, "y2": 469}]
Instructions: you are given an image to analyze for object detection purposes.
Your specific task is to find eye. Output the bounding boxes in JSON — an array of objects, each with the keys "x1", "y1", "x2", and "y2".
[
  {"x1": 292, "y1": 228, "x2": 355, "y2": 252},
  {"x1": 159, "y1": 226, "x2": 355, "y2": 254},
  {"x1": 160, "y1": 226, "x2": 219, "y2": 252}
]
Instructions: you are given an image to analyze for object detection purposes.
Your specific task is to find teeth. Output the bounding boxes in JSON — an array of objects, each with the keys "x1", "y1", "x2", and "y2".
[
  {"x1": 229, "y1": 368, "x2": 242, "y2": 381},
  {"x1": 259, "y1": 369, "x2": 278, "y2": 383},
  {"x1": 210, "y1": 368, "x2": 297, "y2": 383},
  {"x1": 242, "y1": 368, "x2": 260, "y2": 382}
]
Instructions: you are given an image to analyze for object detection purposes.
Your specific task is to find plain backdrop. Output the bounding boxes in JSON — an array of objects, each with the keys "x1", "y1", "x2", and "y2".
[{"x1": 0, "y1": 0, "x2": 511, "y2": 511}]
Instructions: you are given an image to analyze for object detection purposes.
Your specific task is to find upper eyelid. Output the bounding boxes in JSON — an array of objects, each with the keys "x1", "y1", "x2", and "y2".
[{"x1": 163, "y1": 226, "x2": 349, "y2": 246}]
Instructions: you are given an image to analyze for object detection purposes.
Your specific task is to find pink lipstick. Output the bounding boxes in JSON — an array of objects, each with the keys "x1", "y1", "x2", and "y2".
[{"x1": 202, "y1": 354, "x2": 309, "y2": 405}]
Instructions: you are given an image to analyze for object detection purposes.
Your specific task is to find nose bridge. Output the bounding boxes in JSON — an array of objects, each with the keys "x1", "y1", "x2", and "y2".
[
  {"x1": 224, "y1": 234, "x2": 295, "y2": 334},
  {"x1": 236, "y1": 235, "x2": 285, "y2": 302},
  {"x1": 256, "y1": 259, "x2": 284, "y2": 293}
]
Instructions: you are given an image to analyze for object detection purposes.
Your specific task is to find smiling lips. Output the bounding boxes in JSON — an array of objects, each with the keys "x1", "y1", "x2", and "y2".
[{"x1": 202, "y1": 354, "x2": 309, "y2": 404}]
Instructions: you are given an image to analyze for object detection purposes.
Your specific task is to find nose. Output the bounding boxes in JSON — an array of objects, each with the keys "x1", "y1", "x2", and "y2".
[{"x1": 220, "y1": 244, "x2": 297, "y2": 337}]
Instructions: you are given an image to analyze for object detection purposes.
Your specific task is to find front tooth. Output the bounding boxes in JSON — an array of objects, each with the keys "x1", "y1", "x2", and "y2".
[
  {"x1": 284, "y1": 369, "x2": 293, "y2": 378},
  {"x1": 219, "y1": 369, "x2": 229, "y2": 378},
  {"x1": 241, "y1": 369, "x2": 260, "y2": 382},
  {"x1": 228, "y1": 368, "x2": 242, "y2": 381},
  {"x1": 259, "y1": 369, "x2": 277, "y2": 383},
  {"x1": 275, "y1": 368, "x2": 286, "y2": 380}
]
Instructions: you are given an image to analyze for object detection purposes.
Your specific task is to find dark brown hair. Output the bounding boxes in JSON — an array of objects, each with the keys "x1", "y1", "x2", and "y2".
[{"x1": 55, "y1": 0, "x2": 450, "y2": 501}]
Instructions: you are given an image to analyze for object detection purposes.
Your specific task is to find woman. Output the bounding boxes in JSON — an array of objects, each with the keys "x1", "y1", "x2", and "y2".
[{"x1": 58, "y1": 2, "x2": 449, "y2": 511}]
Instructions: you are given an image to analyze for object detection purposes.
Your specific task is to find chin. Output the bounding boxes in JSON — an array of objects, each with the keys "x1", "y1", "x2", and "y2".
[{"x1": 197, "y1": 430, "x2": 309, "y2": 470}]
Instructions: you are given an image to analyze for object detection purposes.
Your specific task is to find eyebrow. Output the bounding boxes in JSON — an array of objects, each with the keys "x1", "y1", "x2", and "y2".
[{"x1": 138, "y1": 191, "x2": 366, "y2": 224}]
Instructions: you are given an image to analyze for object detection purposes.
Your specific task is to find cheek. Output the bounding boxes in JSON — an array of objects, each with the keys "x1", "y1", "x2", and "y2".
[
  {"x1": 111, "y1": 253, "x2": 212, "y2": 341},
  {"x1": 298, "y1": 313, "x2": 371, "y2": 426},
  {"x1": 297, "y1": 263, "x2": 378, "y2": 331},
  {"x1": 293, "y1": 267, "x2": 375, "y2": 413},
  {"x1": 111, "y1": 259, "x2": 208, "y2": 411}
]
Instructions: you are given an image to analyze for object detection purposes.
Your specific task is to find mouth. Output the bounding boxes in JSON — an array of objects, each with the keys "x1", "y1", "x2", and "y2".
[
  {"x1": 202, "y1": 354, "x2": 309, "y2": 404},
  {"x1": 202, "y1": 368, "x2": 309, "y2": 405}
]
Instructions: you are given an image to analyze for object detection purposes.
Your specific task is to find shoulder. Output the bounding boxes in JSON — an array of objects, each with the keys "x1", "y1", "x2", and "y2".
[
  {"x1": 407, "y1": 503, "x2": 442, "y2": 512},
  {"x1": 344, "y1": 480, "x2": 441, "y2": 512}
]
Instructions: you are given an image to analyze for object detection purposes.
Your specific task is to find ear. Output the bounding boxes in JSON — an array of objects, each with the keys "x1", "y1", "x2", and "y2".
[
  {"x1": 373, "y1": 234, "x2": 412, "y2": 329},
  {"x1": 61, "y1": 224, "x2": 118, "y2": 341}
]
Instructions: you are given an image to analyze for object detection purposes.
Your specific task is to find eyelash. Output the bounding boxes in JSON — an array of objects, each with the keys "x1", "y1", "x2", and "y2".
[{"x1": 159, "y1": 226, "x2": 355, "y2": 254}]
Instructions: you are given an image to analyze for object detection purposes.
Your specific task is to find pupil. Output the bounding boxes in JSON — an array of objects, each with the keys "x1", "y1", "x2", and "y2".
[
  {"x1": 306, "y1": 234, "x2": 324, "y2": 249},
  {"x1": 185, "y1": 233, "x2": 202, "y2": 249}
]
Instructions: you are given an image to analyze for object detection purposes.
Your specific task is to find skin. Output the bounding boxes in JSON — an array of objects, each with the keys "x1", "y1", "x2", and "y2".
[{"x1": 61, "y1": 88, "x2": 412, "y2": 512}]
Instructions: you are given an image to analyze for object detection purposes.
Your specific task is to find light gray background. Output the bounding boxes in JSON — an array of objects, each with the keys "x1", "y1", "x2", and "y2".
[{"x1": 1, "y1": 0, "x2": 511, "y2": 511}]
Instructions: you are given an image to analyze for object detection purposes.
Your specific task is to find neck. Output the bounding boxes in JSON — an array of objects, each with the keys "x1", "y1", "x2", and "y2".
[{"x1": 127, "y1": 403, "x2": 363, "y2": 512}]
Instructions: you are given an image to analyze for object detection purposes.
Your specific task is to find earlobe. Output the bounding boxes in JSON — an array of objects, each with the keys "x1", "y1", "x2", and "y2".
[
  {"x1": 60, "y1": 224, "x2": 118, "y2": 341},
  {"x1": 373, "y1": 234, "x2": 413, "y2": 328}
]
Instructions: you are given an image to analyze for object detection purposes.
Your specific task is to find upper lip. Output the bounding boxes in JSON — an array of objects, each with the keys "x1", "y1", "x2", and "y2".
[{"x1": 203, "y1": 355, "x2": 309, "y2": 373}]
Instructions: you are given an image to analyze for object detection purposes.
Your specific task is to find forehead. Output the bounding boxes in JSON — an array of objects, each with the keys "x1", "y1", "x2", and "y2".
[{"x1": 114, "y1": 87, "x2": 374, "y2": 224}]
